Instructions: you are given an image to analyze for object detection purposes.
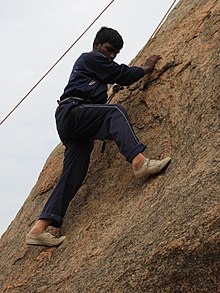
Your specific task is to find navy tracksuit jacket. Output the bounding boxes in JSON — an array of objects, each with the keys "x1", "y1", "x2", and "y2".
[{"x1": 39, "y1": 51, "x2": 146, "y2": 227}]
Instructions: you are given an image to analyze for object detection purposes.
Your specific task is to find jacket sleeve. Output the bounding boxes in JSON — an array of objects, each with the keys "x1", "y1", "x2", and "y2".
[{"x1": 84, "y1": 52, "x2": 145, "y2": 86}]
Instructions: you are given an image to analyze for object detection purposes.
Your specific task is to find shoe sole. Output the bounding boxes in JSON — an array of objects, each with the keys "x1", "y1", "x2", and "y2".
[{"x1": 26, "y1": 236, "x2": 66, "y2": 247}]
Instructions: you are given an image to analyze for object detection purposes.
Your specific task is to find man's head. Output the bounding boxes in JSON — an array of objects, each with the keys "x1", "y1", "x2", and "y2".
[{"x1": 93, "y1": 27, "x2": 124, "y2": 60}]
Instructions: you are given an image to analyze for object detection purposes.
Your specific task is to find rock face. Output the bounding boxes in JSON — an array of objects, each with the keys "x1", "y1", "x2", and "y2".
[{"x1": 0, "y1": 0, "x2": 219, "y2": 292}]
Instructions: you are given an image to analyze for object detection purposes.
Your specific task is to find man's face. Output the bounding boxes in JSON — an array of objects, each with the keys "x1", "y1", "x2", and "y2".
[{"x1": 93, "y1": 42, "x2": 119, "y2": 60}]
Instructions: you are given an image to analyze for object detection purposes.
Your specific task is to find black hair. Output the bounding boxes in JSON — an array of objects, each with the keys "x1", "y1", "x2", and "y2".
[{"x1": 93, "y1": 27, "x2": 124, "y2": 51}]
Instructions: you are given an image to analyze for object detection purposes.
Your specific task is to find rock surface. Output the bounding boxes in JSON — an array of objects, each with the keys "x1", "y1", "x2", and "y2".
[{"x1": 0, "y1": 0, "x2": 219, "y2": 292}]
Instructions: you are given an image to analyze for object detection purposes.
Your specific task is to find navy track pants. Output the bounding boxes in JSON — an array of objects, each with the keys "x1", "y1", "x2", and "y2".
[{"x1": 39, "y1": 100, "x2": 146, "y2": 227}]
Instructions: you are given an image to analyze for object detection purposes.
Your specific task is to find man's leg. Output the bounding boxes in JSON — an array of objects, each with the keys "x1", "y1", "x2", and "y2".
[
  {"x1": 68, "y1": 104, "x2": 146, "y2": 161},
  {"x1": 69, "y1": 104, "x2": 170, "y2": 176},
  {"x1": 26, "y1": 137, "x2": 94, "y2": 246}
]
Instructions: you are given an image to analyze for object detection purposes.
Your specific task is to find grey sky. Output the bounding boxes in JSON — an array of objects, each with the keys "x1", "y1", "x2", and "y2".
[{"x1": 0, "y1": 0, "x2": 179, "y2": 236}]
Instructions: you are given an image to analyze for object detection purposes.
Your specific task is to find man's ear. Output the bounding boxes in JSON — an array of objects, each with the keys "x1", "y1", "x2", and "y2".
[{"x1": 93, "y1": 40, "x2": 101, "y2": 50}]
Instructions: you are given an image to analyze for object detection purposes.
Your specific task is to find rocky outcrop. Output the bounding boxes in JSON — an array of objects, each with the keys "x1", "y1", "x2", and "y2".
[{"x1": 0, "y1": 0, "x2": 219, "y2": 292}]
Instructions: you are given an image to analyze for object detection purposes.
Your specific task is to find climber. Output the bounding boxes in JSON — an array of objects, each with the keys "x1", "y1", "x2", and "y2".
[{"x1": 26, "y1": 27, "x2": 171, "y2": 247}]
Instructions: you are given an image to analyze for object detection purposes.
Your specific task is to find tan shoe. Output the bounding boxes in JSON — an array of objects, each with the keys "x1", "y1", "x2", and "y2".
[
  {"x1": 26, "y1": 232, "x2": 66, "y2": 247},
  {"x1": 134, "y1": 157, "x2": 171, "y2": 179}
]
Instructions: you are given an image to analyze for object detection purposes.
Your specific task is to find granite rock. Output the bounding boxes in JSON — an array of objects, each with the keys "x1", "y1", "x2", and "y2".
[{"x1": 0, "y1": 0, "x2": 219, "y2": 292}]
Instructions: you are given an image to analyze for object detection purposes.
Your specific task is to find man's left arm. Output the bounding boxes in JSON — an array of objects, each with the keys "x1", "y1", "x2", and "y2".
[{"x1": 142, "y1": 55, "x2": 161, "y2": 74}]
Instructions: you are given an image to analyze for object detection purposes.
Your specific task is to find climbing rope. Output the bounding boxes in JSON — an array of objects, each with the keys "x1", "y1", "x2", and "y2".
[
  {"x1": 148, "y1": 0, "x2": 178, "y2": 41},
  {"x1": 0, "y1": 0, "x2": 179, "y2": 126},
  {"x1": 0, "y1": 0, "x2": 115, "y2": 126},
  {"x1": 105, "y1": 0, "x2": 179, "y2": 104}
]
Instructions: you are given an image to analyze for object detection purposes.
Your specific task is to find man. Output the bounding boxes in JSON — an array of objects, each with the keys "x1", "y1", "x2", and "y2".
[{"x1": 26, "y1": 27, "x2": 171, "y2": 246}]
